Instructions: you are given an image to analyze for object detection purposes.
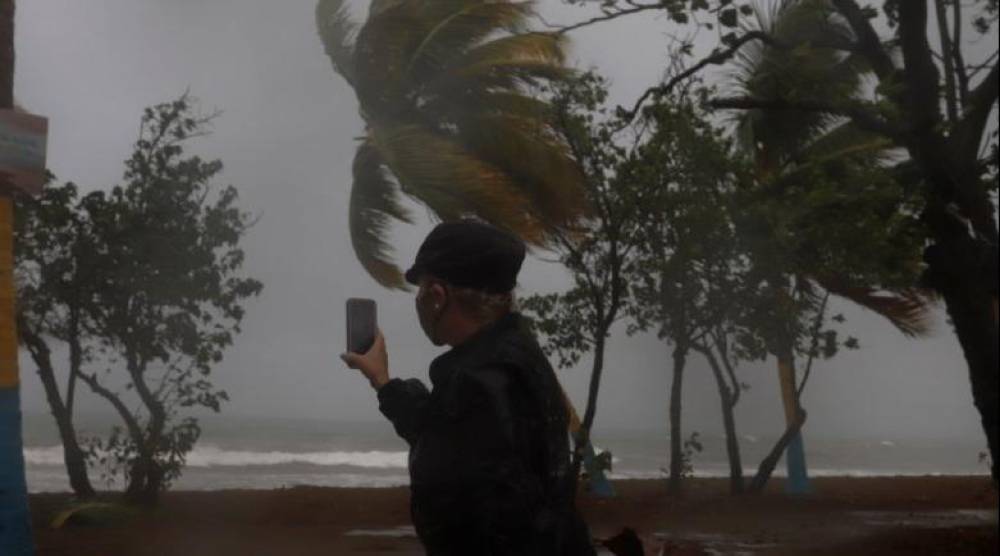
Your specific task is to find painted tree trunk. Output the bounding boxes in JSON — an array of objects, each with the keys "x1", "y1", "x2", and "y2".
[
  {"x1": 0, "y1": 196, "x2": 34, "y2": 555},
  {"x1": 748, "y1": 408, "x2": 807, "y2": 493},
  {"x1": 777, "y1": 356, "x2": 811, "y2": 494},
  {"x1": 667, "y1": 343, "x2": 687, "y2": 494}
]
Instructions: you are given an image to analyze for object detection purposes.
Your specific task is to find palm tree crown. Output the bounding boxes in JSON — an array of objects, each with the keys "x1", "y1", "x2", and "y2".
[
  {"x1": 318, "y1": 0, "x2": 587, "y2": 287},
  {"x1": 727, "y1": 0, "x2": 931, "y2": 337}
]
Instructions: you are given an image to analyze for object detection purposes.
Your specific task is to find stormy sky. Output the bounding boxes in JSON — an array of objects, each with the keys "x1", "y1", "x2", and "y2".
[{"x1": 12, "y1": 0, "x2": 991, "y2": 445}]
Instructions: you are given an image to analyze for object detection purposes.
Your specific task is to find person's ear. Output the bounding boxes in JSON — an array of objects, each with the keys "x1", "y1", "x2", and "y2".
[{"x1": 427, "y1": 282, "x2": 447, "y2": 309}]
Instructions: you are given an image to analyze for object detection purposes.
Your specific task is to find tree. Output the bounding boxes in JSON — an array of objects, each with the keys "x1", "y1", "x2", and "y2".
[
  {"x1": 719, "y1": 0, "x2": 937, "y2": 492},
  {"x1": 573, "y1": 0, "x2": 998, "y2": 484},
  {"x1": 624, "y1": 90, "x2": 751, "y2": 494},
  {"x1": 316, "y1": 0, "x2": 588, "y2": 288},
  {"x1": 15, "y1": 181, "x2": 97, "y2": 499},
  {"x1": 0, "y1": 0, "x2": 35, "y2": 552},
  {"x1": 521, "y1": 72, "x2": 647, "y2": 498},
  {"x1": 17, "y1": 96, "x2": 262, "y2": 505}
]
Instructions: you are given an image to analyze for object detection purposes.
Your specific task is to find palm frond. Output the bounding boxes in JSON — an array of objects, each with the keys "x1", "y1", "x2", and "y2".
[
  {"x1": 369, "y1": 0, "x2": 407, "y2": 17},
  {"x1": 372, "y1": 122, "x2": 547, "y2": 243},
  {"x1": 353, "y1": 7, "x2": 433, "y2": 104},
  {"x1": 404, "y1": 1, "x2": 536, "y2": 83},
  {"x1": 455, "y1": 113, "x2": 587, "y2": 226},
  {"x1": 349, "y1": 140, "x2": 413, "y2": 289},
  {"x1": 442, "y1": 90, "x2": 554, "y2": 120},
  {"x1": 794, "y1": 121, "x2": 894, "y2": 164},
  {"x1": 325, "y1": 1, "x2": 583, "y2": 288},
  {"x1": 316, "y1": 0, "x2": 359, "y2": 85},
  {"x1": 817, "y1": 277, "x2": 934, "y2": 337},
  {"x1": 729, "y1": 0, "x2": 865, "y2": 162},
  {"x1": 448, "y1": 32, "x2": 568, "y2": 80}
]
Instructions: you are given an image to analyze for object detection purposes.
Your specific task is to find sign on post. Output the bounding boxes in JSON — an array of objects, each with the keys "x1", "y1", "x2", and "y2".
[{"x1": 0, "y1": 109, "x2": 48, "y2": 196}]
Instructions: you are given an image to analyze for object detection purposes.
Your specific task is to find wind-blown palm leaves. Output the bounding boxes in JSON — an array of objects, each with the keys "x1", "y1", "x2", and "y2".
[
  {"x1": 317, "y1": 0, "x2": 587, "y2": 287},
  {"x1": 727, "y1": 0, "x2": 931, "y2": 336}
]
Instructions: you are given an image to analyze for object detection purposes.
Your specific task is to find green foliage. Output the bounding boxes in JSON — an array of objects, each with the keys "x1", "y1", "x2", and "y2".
[
  {"x1": 681, "y1": 431, "x2": 703, "y2": 478},
  {"x1": 724, "y1": 0, "x2": 929, "y2": 346},
  {"x1": 16, "y1": 95, "x2": 262, "y2": 500},
  {"x1": 317, "y1": 0, "x2": 587, "y2": 288},
  {"x1": 521, "y1": 72, "x2": 647, "y2": 368},
  {"x1": 624, "y1": 89, "x2": 748, "y2": 351}
]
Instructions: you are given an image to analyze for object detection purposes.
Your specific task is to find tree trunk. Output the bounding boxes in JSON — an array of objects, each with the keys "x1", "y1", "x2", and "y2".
[
  {"x1": 927, "y1": 250, "x2": 999, "y2": 484},
  {"x1": 123, "y1": 350, "x2": 167, "y2": 506},
  {"x1": 701, "y1": 346, "x2": 744, "y2": 494},
  {"x1": 124, "y1": 456, "x2": 149, "y2": 504},
  {"x1": 920, "y1": 184, "x2": 999, "y2": 486},
  {"x1": 893, "y1": 0, "x2": 999, "y2": 486},
  {"x1": 720, "y1": 394, "x2": 744, "y2": 494},
  {"x1": 570, "y1": 334, "x2": 607, "y2": 499},
  {"x1": 124, "y1": 451, "x2": 162, "y2": 506},
  {"x1": 20, "y1": 327, "x2": 95, "y2": 499},
  {"x1": 667, "y1": 343, "x2": 688, "y2": 494},
  {"x1": 749, "y1": 409, "x2": 807, "y2": 493},
  {"x1": 78, "y1": 372, "x2": 152, "y2": 502}
]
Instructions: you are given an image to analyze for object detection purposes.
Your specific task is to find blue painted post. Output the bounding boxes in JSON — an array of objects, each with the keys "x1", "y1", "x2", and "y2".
[
  {"x1": 778, "y1": 356, "x2": 811, "y2": 495},
  {"x1": 783, "y1": 431, "x2": 811, "y2": 495},
  {"x1": 1, "y1": 189, "x2": 34, "y2": 555},
  {"x1": 0, "y1": 387, "x2": 34, "y2": 555}
]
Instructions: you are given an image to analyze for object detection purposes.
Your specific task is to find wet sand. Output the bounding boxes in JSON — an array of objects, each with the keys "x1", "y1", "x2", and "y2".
[{"x1": 30, "y1": 476, "x2": 997, "y2": 555}]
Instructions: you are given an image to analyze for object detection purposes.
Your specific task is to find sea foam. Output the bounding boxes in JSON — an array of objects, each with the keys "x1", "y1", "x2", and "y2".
[{"x1": 25, "y1": 445, "x2": 409, "y2": 469}]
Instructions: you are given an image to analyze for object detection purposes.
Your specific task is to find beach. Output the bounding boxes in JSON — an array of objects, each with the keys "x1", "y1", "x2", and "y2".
[{"x1": 30, "y1": 476, "x2": 997, "y2": 555}]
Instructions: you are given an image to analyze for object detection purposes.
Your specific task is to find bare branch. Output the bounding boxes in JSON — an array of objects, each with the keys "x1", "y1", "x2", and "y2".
[
  {"x1": 712, "y1": 329, "x2": 742, "y2": 406},
  {"x1": 620, "y1": 31, "x2": 786, "y2": 124},
  {"x1": 898, "y1": 1, "x2": 942, "y2": 131},
  {"x1": 952, "y1": 0, "x2": 970, "y2": 107},
  {"x1": 934, "y1": 0, "x2": 959, "y2": 122},
  {"x1": 966, "y1": 51, "x2": 999, "y2": 80},
  {"x1": 797, "y1": 292, "x2": 830, "y2": 398},
  {"x1": 79, "y1": 372, "x2": 145, "y2": 443},
  {"x1": 549, "y1": 3, "x2": 663, "y2": 35},
  {"x1": 954, "y1": 60, "x2": 999, "y2": 170},
  {"x1": 830, "y1": 0, "x2": 898, "y2": 80}
]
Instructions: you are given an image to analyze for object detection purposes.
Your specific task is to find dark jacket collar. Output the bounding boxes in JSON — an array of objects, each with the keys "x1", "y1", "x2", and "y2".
[{"x1": 429, "y1": 311, "x2": 521, "y2": 386}]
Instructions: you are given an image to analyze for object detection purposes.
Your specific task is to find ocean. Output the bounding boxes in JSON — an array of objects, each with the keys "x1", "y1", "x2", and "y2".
[{"x1": 22, "y1": 413, "x2": 991, "y2": 493}]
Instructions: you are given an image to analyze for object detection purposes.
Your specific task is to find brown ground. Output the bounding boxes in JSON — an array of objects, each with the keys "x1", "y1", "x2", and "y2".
[{"x1": 31, "y1": 476, "x2": 998, "y2": 555}]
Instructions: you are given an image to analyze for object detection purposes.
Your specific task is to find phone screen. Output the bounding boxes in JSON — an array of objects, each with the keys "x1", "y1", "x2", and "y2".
[{"x1": 346, "y1": 298, "x2": 377, "y2": 354}]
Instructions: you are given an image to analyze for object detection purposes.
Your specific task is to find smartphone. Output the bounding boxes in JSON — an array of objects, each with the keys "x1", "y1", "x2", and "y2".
[{"x1": 346, "y1": 298, "x2": 377, "y2": 354}]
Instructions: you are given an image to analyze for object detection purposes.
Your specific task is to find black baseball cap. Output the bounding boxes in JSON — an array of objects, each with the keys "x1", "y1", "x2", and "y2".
[{"x1": 404, "y1": 220, "x2": 527, "y2": 293}]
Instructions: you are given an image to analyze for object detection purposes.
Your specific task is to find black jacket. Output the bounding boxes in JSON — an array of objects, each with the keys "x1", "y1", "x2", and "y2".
[{"x1": 377, "y1": 312, "x2": 596, "y2": 556}]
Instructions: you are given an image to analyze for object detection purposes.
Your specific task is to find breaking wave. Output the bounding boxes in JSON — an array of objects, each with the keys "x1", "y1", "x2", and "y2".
[{"x1": 24, "y1": 445, "x2": 409, "y2": 469}]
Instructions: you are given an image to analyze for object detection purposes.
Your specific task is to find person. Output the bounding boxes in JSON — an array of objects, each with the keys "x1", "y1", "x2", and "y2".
[{"x1": 341, "y1": 219, "x2": 597, "y2": 556}]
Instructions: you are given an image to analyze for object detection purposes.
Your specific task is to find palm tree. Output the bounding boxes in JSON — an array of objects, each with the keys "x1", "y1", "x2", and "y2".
[
  {"x1": 726, "y1": 0, "x2": 931, "y2": 494},
  {"x1": 317, "y1": 0, "x2": 587, "y2": 287}
]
